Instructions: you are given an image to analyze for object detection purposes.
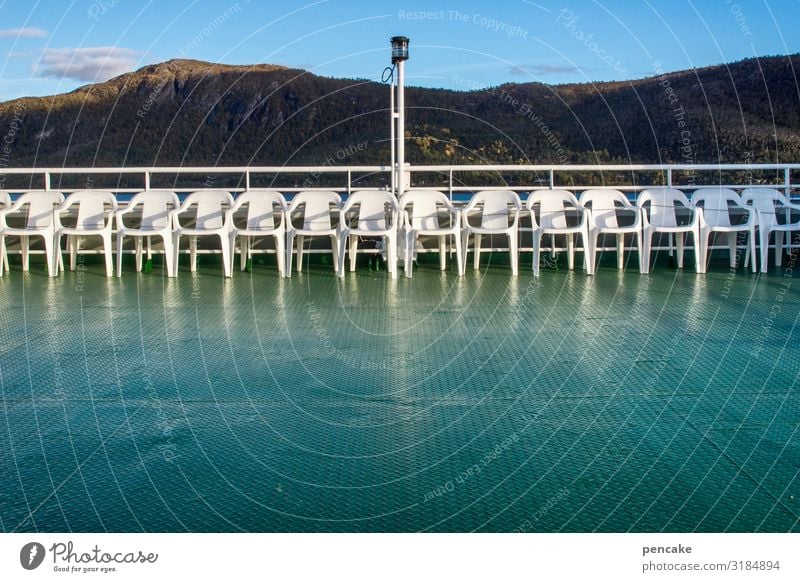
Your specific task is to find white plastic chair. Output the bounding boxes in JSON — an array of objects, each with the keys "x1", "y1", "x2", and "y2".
[
  {"x1": 0, "y1": 190, "x2": 64, "y2": 277},
  {"x1": 0, "y1": 192, "x2": 11, "y2": 274},
  {"x1": 399, "y1": 190, "x2": 463, "y2": 277},
  {"x1": 580, "y1": 189, "x2": 643, "y2": 274},
  {"x1": 286, "y1": 190, "x2": 341, "y2": 276},
  {"x1": 525, "y1": 189, "x2": 590, "y2": 276},
  {"x1": 461, "y1": 190, "x2": 521, "y2": 276},
  {"x1": 337, "y1": 190, "x2": 399, "y2": 278},
  {"x1": 54, "y1": 190, "x2": 118, "y2": 277},
  {"x1": 115, "y1": 191, "x2": 180, "y2": 277},
  {"x1": 173, "y1": 190, "x2": 234, "y2": 277},
  {"x1": 742, "y1": 188, "x2": 800, "y2": 273},
  {"x1": 637, "y1": 188, "x2": 700, "y2": 274},
  {"x1": 691, "y1": 188, "x2": 756, "y2": 274},
  {"x1": 227, "y1": 190, "x2": 287, "y2": 276}
]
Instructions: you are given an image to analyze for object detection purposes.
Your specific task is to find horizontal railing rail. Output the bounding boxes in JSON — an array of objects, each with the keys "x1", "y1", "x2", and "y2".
[{"x1": 0, "y1": 163, "x2": 798, "y2": 196}]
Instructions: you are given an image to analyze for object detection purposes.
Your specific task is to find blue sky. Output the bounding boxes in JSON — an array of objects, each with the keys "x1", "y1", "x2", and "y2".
[{"x1": 0, "y1": 0, "x2": 798, "y2": 102}]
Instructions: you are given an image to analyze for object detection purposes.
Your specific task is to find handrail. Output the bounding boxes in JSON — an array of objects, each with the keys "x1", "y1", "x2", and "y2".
[{"x1": 0, "y1": 163, "x2": 796, "y2": 196}]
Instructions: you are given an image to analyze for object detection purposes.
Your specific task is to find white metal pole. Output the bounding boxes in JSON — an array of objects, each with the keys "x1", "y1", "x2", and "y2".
[
  {"x1": 390, "y1": 76, "x2": 396, "y2": 195},
  {"x1": 396, "y1": 59, "x2": 406, "y2": 196}
]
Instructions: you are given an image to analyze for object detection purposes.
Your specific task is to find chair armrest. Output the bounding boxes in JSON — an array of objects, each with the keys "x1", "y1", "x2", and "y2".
[
  {"x1": 527, "y1": 207, "x2": 540, "y2": 230},
  {"x1": 640, "y1": 207, "x2": 651, "y2": 228},
  {"x1": 169, "y1": 209, "x2": 181, "y2": 230},
  {"x1": 695, "y1": 206, "x2": 707, "y2": 228}
]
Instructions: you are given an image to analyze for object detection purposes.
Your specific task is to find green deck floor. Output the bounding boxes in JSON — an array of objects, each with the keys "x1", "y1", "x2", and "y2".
[{"x1": 1, "y1": 251, "x2": 799, "y2": 532}]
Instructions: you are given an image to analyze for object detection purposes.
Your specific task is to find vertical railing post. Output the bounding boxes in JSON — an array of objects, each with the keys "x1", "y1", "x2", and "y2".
[
  {"x1": 44, "y1": 171, "x2": 51, "y2": 190},
  {"x1": 549, "y1": 168, "x2": 554, "y2": 189},
  {"x1": 667, "y1": 167, "x2": 673, "y2": 188},
  {"x1": 245, "y1": 169, "x2": 251, "y2": 191},
  {"x1": 449, "y1": 167, "x2": 453, "y2": 201},
  {"x1": 347, "y1": 170, "x2": 352, "y2": 195},
  {"x1": 144, "y1": 170, "x2": 150, "y2": 190}
]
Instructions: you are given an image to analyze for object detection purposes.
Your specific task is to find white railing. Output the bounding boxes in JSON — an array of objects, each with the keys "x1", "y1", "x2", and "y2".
[
  {"x1": 1, "y1": 163, "x2": 797, "y2": 260},
  {"x1": 406, "y1": 163, "x2": 800, "y2": 199},
  {"x1": 1, "y1": 163, "x2": 798, "y2": 196},
  {"x1": 0, "y1": 165, "x2": 392, "y2": 194}
]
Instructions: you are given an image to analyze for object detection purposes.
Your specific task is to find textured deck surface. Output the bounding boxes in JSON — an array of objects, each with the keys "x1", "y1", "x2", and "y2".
[{"x1": 1, "y1": 250, "x2": 798, "y2": 532}]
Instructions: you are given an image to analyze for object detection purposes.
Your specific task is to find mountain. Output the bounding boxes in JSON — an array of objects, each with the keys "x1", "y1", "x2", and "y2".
[{"x1": 1, "y1": 55, "x2": 799, "y2": 175}]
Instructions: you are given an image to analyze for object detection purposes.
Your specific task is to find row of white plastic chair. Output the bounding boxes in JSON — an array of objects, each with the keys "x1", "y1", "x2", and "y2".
[{"x1": 0, "y1": 187, "x2": 798, "y2": 279}]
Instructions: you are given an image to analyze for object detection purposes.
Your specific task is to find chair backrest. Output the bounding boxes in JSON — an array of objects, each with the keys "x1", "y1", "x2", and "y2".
[
  {"x1": 579, "y1": 189, "x2": 631, "y2": 229},
  {"x1": 528, "y1": 189, "x2": 582, "y2": 229},
  {"x1": 348, "y1": 190, "x2": 395, "y2": 232},
  {"x1": 741, "y1": 188, "x2": 786, "y2": 228},
  {"x1": 690, "y1": 188, "x2": 742, "y2": 227},
  {"x1": 637, "y1": 188, "x2": 691, "y2": 227},
  {"x1": 65, "y1": 190, "x2": 116, "y2": 230},
  {"x1": 129, "y1": 191, "x2": 180, "y2": 230},
  {"x1": 399, "y1": 190, "x2": 449, "y2": 230},
  {"x1": 17, "y1": 191, "x2": 65, "y2": 229},
  {"x1": 289, "y1": 191, "x2": 341, "y2": 232},
  {"x1": 470, "y1": 190, "x2": 520, "y2": 229},
  {"x1": 236, "y1": 190, "x2": 286, "y2": 231},
  {"x1": 181, "y1": 190, "x2": 233, "y2": 230}
]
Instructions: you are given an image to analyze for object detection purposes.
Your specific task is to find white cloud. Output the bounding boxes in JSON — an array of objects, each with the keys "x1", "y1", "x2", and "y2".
[
  {"x1": 36, "y1": 47, "x2": 142, "y2": 82},
  {"x1": 0, "y1": 27, "x2": 47, "y2": 38}
]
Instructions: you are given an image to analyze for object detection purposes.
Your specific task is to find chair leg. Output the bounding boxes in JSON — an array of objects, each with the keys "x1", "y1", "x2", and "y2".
[
  {"x1": 532, "y1": 232, "x2": 542, "y2": 277},
  {"x1": 509, "y1": 231, "x2": 518, "y2": 276},
  {"x1": 54, "y1": 234, "x2": 63, "y2": 275},
  {"x1": 617, "y1": 233, "x2": 625, "y2": 270},
  {"x1": 585, "y1": 231, "x2": 597, "y2": 276},
  {"x1": 102, "y1": 233, "x2": 113, "y2": 277},
  {"x1": 349, "y1": 235, "x2": 358, "y2": 272},
  {"x1": 473, "y1": 233, "x2": 482, "y2": 269},
  {"x1": 275, "y1": 235, "x2": 286, "y2": 276},
  {"x1": 454, "y1": 233, "x2": 464, "y2": 276},
  {"x1": 566, "y1": 233, "x2": 575, "y2": 270},
  {"x1": 337, "y1": 234, "x2": 347, "y2": 277},
  {"x1": 234, "y1": 234, "x2": 245, "y2": 272},
  {"x1": 116, "y1": 234, "x2": 124, "y2": 277},
  {"x1": 439, "y1": 235, "x2": 446, "y2": 270},
  {"x1": 388, "y1": 234, "x2": 398, "y2": 279},
  {"x1": 69, "y1": 235, "x2": 78, "y2": 270},
  {"x1": 676, "y1": 232, "x2": 685, "y2": 269},
  {"x1": 44, "y1": 234, "x2": 57, "y2": 277},
  {"x1": 405, "y1": 234, "x2": 414, "y2": 278},
  {"x1": 296, "y1": 235, "x2": 305, "y2": 273},
  {"x1": 135, "y1": 237, "x2": 143, "y2": 271},
  {"x1": 748, "y1": 230, "x2": 757, "y2": 273},
  {"x1": 775, "y1": 231, "x2": 784, "y2": 267},
  {"x1": 1, "y1": 236, "x2": 7, "y2": 274},
  {"x1": 219, "y1": 233, "x2": 231, "y2": 278},
  {"x1": 329, "y1": 235, "x2": 338, "y2": 274},
  {"x1": 188, "y1": 236, "x2": 196, "y2": 272},
  {"x1": 696, "y1": 229, "x2": 708, "y2": 274},
  {"x1": 461, "y1": 231, "x2": 470, "y2": 275},
  {"x1": 641, "y1": 230, "x2": 652, "y2": 274},
  {"x1": 21, "y1": 235, "x2": 29, "y2": 271},
  {"x1": 285, "y1": 232, "x2": 295, "y2": 277},
  {"x1": 163, "y1": 235, "x2": 176, "y2": 278},
  {"x1": 759, "y1": 228, "x2": 771, "y2": 273}
]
